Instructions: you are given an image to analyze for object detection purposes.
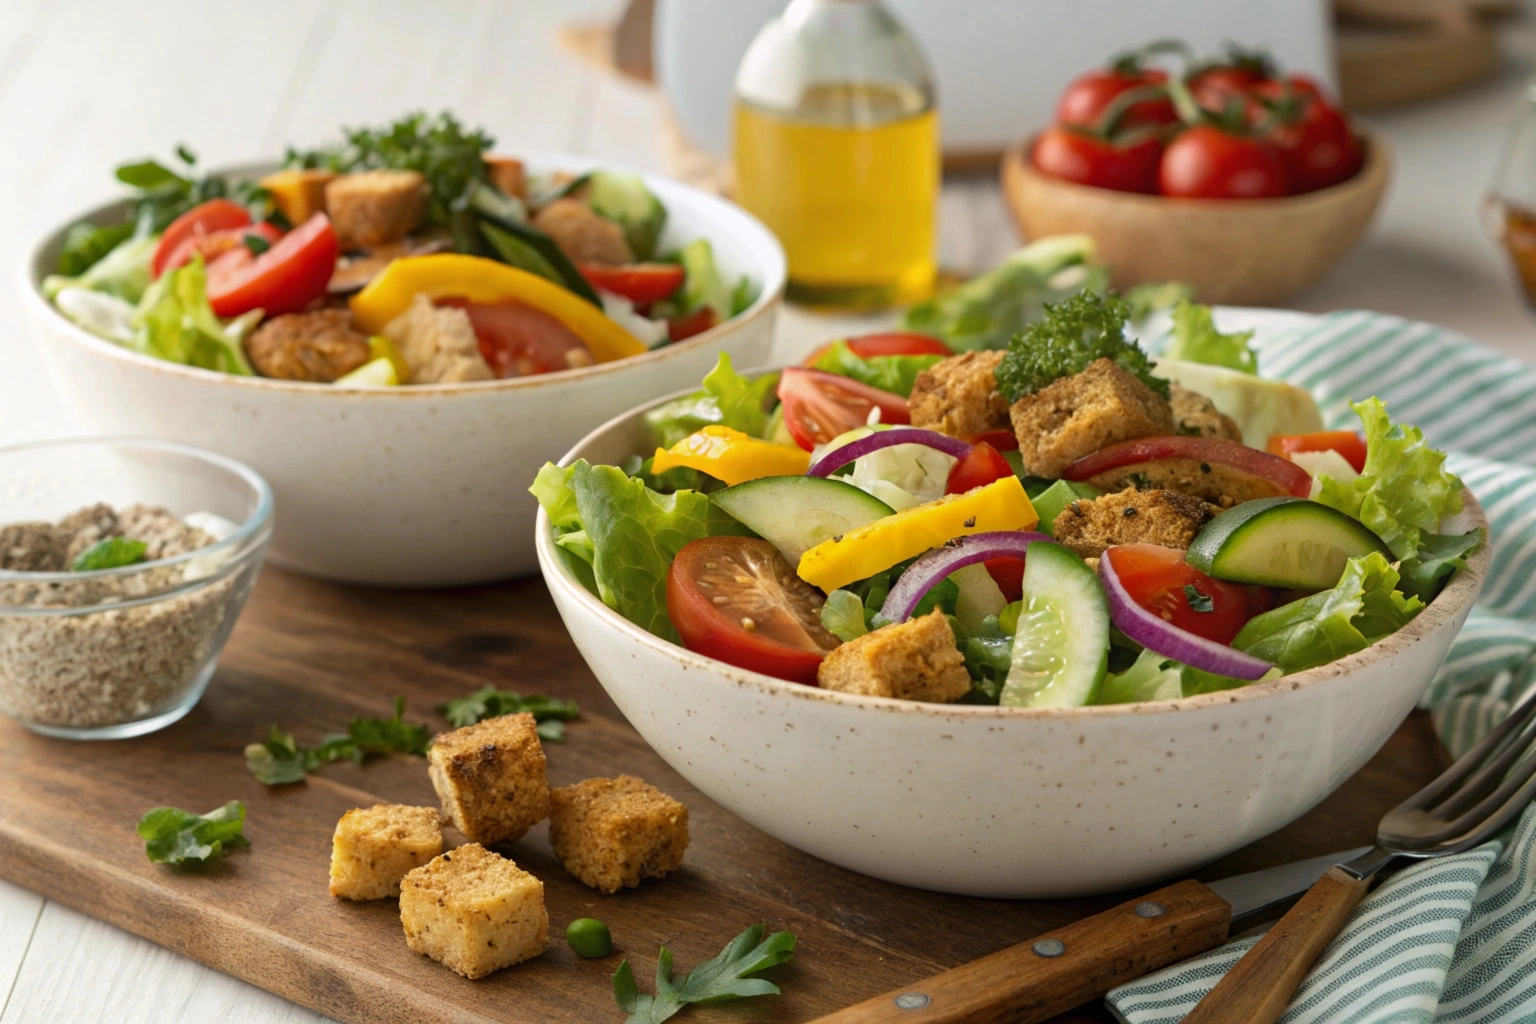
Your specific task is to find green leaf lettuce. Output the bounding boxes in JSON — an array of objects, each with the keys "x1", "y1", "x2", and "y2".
[
  {"x1": 1163, "y1": 300, "x2": 1257, "y2": 374},
  {"x1": 643, "y1": 353, "x2": 778, "y2": 448},
  {"x1": 132, "y1": 256, "x2": 255, "y2": 375},
  {"x1": 810, "y1": 340, "x2": 944, "y2": 397}
]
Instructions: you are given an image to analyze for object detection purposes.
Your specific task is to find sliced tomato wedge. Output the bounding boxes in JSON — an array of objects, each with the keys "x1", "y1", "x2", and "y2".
[
  {"x1": 1062, "y1": 436, "x2": 1312, "y2": 499},
  {"x1": 438, "y1": 297, "x2": 594, "y2": 377},
  {"x1": 159, "y1": 222, "x2": 283, "y2": 279},
  {"x1": 803, "y1": 332, "x2": 952, "y2": 365},
  {"x1": 1102, "y1": 544, "x2": 1259, "y2": 645},
  {"x1": 969, "y1": 429, "x2": 1020, "y2": 452},
  {"x1": 776, "y1": 366, "x2": 912, "y2": 451},
  {"x1": 984, "y1": 557, "x2": 1024, "y2": 603},
  {"x1": 1267, "y1": 430, "x2": 1368, "y2": 474},
  {"x1": 666, "y1": 536, "x2": 840, "y2": 684},
  {"x1": 579, "y1": 262, "x2": 686, "y2": 304},
  {"x1": 667, "y1": 306, "x2": 717, "y2": 342},
  {"x1": 945, "y1": 441, "x2": 1013, "y2": 495},
  {"x1": 206, "y1": 213, "x2": 339, "y2": 318},
  {"x1": 152, "y1": 199, "x2": 253, "y2": 278}
]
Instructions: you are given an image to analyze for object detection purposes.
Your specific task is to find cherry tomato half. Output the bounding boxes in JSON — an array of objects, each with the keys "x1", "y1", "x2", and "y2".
[
  {"x1": 776, "y1": 366, "x2": 911, "y2": 451},
  {"x1": 667, "y1": 306, "x2": 717, "y2": 342},
  {"x1": 666, "y1": 536, "x2": 840, "y2": 683},
  {"x1": 152, "y1": 199, "x2": 253, "y2": 278},
  {"x1": 984, "y1": 557, "x2": 1025, "y2": 604},
  {"x1": 579, "y1": 262, "x2": 686, "y2": 304},
  {"x1": 1032, "y1": 126, "x2": 1163, "y2": 194},
  {"x1": 803, "y1": 332, "x2": 952, "y2": 365},
  {"x1": 945, "y1": 441, "x2": 1014, "y2": 495},
  {"x1": 1159, "y1": 126, "x2": 1287, "y2": 200},
  {"x1": 158, "y1": 222, "x2": 283, "y2": 279},
  {"x1": 1267, "y1": 430, "x2": 1368, "y2": 474},
  {"x1": 1056, "y1": 68, "x2": 1177, "y2": 131},
  {"x1": 440, "y1": 297, "x2": 593, "y2": 377},
  {"x1": 969, "y1": 429, "x2": 1020, "y2": 452},
  {"x1": 206, "y1": 213, "x2": 339, "y2": 318},
  {"x1": 1102, "y1": 544, "x2": 1258, "y2": 645}
]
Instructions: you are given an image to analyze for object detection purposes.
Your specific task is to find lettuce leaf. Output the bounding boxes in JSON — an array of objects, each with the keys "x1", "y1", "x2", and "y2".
[
  {"x1": 1233, "y1": 552, "x2": 1424, "y2": 674},
  {"x1": 43, "y1": 234, "x2": 158, "y2": 304},
  {"x1": 1097, "y1": 648, "x2": 1184, "y2": 704},
  {"x1": 820, "y1": 590, "x2": 869, "y2": 642},
  {"x1": 1163, "y1": 300, "x2": 1257, "y2": 374},
  {"x1": 131, "y1": 256, "x2": 254, "y2": 375},
  {"x1": 1400, "y1": 528, "x2": 1484, "y2": 602},
  {"x1": 1315, "y1": 398, "x2": 1463, "y2": 560},
  {"x1": 810, "y1": 340, "x2": 944, "y2": 397},
  {"x1": 643, "y1": 353, "x2": 778, "y2": 448},
  {"x1": 1123, "y1": 281, "x2": 1194, "y2": 324}
]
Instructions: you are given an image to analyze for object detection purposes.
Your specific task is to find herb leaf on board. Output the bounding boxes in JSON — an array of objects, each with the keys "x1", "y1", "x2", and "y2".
[
  {"x1": 612, "y1": 924, "x2": 796, "y2": 1024},
  {"x1": 244, "y1": 697, "x2": 429, "y2": 784},
  {"x1": 437, "y1": 685, "x2": 581, "y2": 739},
  {"x1": 138, "y1": 801, "x2": 249, "y2": 865}
]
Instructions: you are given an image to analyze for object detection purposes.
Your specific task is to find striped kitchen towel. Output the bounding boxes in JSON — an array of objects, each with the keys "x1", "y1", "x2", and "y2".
[{"x1": 1108, "y1": 311, "x2": 1536, "y2": 1023}]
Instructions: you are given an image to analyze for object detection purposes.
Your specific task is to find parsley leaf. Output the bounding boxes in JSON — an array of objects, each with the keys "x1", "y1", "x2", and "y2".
[
  {"x1": 437, "y1": 684, "x2": 580, "y2": 740},
  {"x1": 138, "y1": 801, "x2": 249, "y2": 865},
  {"x1": 244, "y1": 697, "x2": 429, "y2": 784},
  {"x1": 1183, "y1": 584, "x2": 1214, "y2": 613},
  {"x1": 72, "y1": 536, "x2": 147, "y2": 571},
  {"x1": 612, "y1": 924, "x2": 796, "y2": 1024},
  {"x1": 994, "y1": 291, "x2": 1168, "y2": 403}
]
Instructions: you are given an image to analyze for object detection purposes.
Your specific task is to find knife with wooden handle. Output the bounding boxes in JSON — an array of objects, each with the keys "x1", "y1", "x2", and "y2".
[{"x1": 810, "y1": 848, "x2": 1370, "y2": 1024}]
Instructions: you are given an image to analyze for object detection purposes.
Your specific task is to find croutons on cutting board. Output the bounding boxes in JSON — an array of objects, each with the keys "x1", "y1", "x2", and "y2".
[
  {"x1": 908, "y1": 350, "x2": 1011, "y2": 439},
  {"x1": 1009, "y1": 358, "x2": 1175, "y2": 478},
  {"x1": 428, "y1": 712, "x2": 550, "y2": 846},
  {"x1": 400, "y1": 843, "x2": 548, "y2": 979},
  {"x1": 817, "y1": 610, "x2": 972, "y2": 703},
  {"x1": 328, "y1": 803, "x2": 443, "y2": 900},
  {"x1": 548, "y1": 776, "x2": 690, "y2": 894},
  {"x1": 1051, "y1": 487, "x2": 1218, "y2": 559}
]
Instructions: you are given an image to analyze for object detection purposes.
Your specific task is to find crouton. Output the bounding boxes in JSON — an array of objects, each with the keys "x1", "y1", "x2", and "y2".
[
  {"x1": 1171, "y1": 385, "x2": 1242, "y2": 442},
  {"x1": 1077, "y1": 458, "x2": 1290, "y2": 508},
  {"x1": 246, "y1": 309, "x2": 371, "y2": 382},
  {"x1": 258, "y1": 168, "x2": 336, "y2": 225},
  {"x1": 909, "y1": 350, "x2": 1011, "y2": 439},
  {"x1": 1051, "y1": 487, "x2": 1218, "y2": 558},
  {"x1": 548, "y1": 776, "x2": 690, "y2": 893},
  {"x1": 400, "y1": 843, "x2": 547, "y2": 979},
  {"x1": 483, "y1": 155, "x2": 527, "y2": 201},
  {"x1": 817, "y1": 610, "x2": 971, "y2": 703},
  {"x1": 329, "y1": 804, "x2": 443, "y2": 900},
  {"x1": 428, "y1": 712, "x2": 550, "y2": 846},
  {"x1": 382, "y1": 294, "x2": 494, "y2": 384},
  {"x1": 1009, "y1": 359, "x2": 1175, "y2": 478},
  {"x1": 531, "y1": 197, "x2": 633, "y2": 265},
  {"x1": 325, "y1": 170, "x2": 427, "y2": 249}
]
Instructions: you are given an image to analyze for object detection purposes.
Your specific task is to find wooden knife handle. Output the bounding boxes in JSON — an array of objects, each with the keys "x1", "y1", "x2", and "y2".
[
  {"x1": 1180, "y1": 866, "x2": 1370, "y2": 1024},
  {"x1": 810, "y1": 880, "x2": 1231, "y2": 1024}
]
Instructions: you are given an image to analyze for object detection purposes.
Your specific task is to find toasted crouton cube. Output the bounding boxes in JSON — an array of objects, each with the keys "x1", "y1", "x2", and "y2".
[
  {"x1": 428, "y1": 712, "x2": 550, "y2": 846},
  {"x1": 483, "y1": 155, "x2": 527, "y2": 201},
  {"x1": 1051, "y1": 487, "x2": 1218, "y2": 558},
  {"x1": 1171, "y1": 385, "x2": 1242, "y2": 442},
  {"x1": 909, "y1": 350, "x2": 1011, "y2": 439},
  {"x1": 531, "y1": 197, "x2": 633, "y2": 265},
  {"x1": 325, "y1": 169, "x2": 427, "y2": 248},
  {"x1": 1009, "y1": 359, "x2": 1175, "y2": 478},
  {"x1": 400, "y1": 844, "x2": 547, "y2": 979},
  {"x1": 329, "y1": 804, "x2": 442, "y2": 900},
  {"x1": 258, "y1": 168, "x2": 336, "y2": 225},
  {"x1": 382, "y1": 294, "x2": 494, "y2": 384},
  {"x1": 246, "y1": 309, "x2": 372, "y2": 383},
  {"x1": 817, "y1": 610, "x2": 971, "y2": 703},
  {"x1": 548, "y1": 776, "x2": 689, "y2": 893}
]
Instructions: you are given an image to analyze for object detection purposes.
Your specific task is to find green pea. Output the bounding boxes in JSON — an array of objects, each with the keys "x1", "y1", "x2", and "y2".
[{"x1": 566, "y1": 917, "x2": 612, "y2": 958}]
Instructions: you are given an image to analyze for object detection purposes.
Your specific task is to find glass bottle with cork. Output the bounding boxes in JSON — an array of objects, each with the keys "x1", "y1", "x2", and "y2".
[{"x1": 732, "y1": 0, "x2": 938, "y2": 310}]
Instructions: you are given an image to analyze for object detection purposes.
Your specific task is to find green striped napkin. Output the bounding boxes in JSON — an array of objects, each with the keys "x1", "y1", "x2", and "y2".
[{"x1": 1108, "y1": 311, "x2": 1536, "y2": 1023}]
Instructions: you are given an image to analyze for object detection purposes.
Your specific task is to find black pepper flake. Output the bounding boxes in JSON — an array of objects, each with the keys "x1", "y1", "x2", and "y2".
[
  {"x1": 1123, "y1": 507, "x2": 1138, "y2": 517},
  {"x1": 832, "y1": 534, "x2": 843, "y2": 543},
  {"x1": 443, "y1": 853, "x2": 452, "y2": 862},
  {"x1": 1200, "y1": 463, "x2": 1212, "y2": 473},
  {"x1": 1070, "y1": 502, "x2": 1085, "y2": 517},
  {"x1": 963, "y1": 516, "x2": 977, "y2": 528},
  {"x1": 944, "y1": 538, "x2": 962, "y2": 548}
]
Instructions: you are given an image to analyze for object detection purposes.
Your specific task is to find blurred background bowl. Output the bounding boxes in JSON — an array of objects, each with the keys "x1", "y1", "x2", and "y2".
[
  {"x1": 1000, "y1": 129, "x2": 1391, "y2": 305},
  {"x1": 21, "y1": 156, "x2": 786, "y2": 587}
]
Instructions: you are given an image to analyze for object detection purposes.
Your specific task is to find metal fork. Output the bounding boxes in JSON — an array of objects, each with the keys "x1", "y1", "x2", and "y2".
[{"x1": 1182, "y1": 685, "x2": 1536, "y2": 1024}]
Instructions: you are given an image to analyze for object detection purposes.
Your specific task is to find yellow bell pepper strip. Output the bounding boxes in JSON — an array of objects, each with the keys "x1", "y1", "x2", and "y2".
[
  {"x1": 349, "y1": 254, "x2": 646, "y2": 363},
  {"x1": 650, "y1": 426, "x2": 811, "y2": 485},
  {"x1": 797, "y1": 475, "x2": 1038, "y2": 592}
]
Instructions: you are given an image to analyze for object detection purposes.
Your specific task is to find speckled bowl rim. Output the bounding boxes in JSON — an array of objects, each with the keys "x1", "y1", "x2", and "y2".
[
  {"x1": 536, "y1": 370, "x2": 1492, "y2": 721},
  {"x1": 19, "y1": 155, "x2": 786, "y2": 399}
]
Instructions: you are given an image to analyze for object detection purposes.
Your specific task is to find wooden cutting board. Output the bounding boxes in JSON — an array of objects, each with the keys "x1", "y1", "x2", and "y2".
[{"x1": 0, "y1": 569, "x2": 1447, "y2": 1024}]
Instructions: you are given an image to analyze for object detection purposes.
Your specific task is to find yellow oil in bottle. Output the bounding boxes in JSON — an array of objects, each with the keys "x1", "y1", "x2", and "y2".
[{"x1": 733, "y1": 82, "x2": 938, "y2": 309}]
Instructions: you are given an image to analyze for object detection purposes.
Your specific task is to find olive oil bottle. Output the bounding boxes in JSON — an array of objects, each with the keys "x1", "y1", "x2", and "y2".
[{"x1": 733, "y1": 0, "x2": 938, "y2": 309}]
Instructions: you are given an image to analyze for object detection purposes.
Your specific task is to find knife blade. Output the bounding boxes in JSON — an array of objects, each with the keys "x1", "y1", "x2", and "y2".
[{"x1": 810, "y1": 848, "x2": 1374, "y2": 1024}]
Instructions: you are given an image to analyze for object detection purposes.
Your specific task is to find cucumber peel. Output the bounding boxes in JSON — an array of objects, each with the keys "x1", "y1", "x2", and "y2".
[{"x1": 1187, "y1": 497, "x2": 1387, "y2": 591}]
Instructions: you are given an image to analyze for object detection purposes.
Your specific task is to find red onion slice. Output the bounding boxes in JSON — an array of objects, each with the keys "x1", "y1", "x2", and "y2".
[
  {"x1": 879, "y1": 531, "x2": 1053, "y2": 623},
  {"x1": 1097, "y1": 552, "x2": 1274, "y2": 681},
  {"x1": 808, "y1": 427, "x2": 974, "y2": 478}
]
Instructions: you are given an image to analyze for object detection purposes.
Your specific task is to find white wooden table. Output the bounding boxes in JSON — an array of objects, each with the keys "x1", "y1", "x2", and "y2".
[{"x1": 1, "y1": 2, "x2": 1534, "y2": 1019}]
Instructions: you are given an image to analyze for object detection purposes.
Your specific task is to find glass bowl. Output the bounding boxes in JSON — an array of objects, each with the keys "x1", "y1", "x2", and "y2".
[{"x1": 0, "y1": 437, "x2": 273, "y2": 739}]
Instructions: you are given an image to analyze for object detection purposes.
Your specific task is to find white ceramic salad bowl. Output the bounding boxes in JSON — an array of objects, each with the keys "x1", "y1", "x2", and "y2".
[
  {"x1": 536, "y1": 386, "x2": 1491, "y2": 899},
  {"x1": 21, "y1": 157, "x2": 785, "y2": 587}
]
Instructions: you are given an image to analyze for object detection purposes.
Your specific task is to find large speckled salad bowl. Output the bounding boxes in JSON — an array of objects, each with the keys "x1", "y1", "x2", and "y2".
[
  {"x1": 536, "y1": 385, "x2": 1491, "y2": 899},
  {"x1": 21, "y1": 157, "x2": 784, "y2": 586}
]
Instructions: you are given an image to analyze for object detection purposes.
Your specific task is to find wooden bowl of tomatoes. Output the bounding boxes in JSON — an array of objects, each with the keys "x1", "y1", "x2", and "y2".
[{"x1": 1000, "y1": 43, "x2": 1390, "y2": 306}]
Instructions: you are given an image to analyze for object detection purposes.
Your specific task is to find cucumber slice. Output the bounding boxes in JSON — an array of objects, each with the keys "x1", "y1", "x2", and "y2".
[
  {"x1": 1000, "y1": 542, "x2": 1109, "y2": 708},
  {"x1": 1186, "y1": 497, "x2": 1387, "y2": 590},
  {"x1": 588, "y1": 171, "x2": 667, "y2": 260},
  {"x1": 1030, "y1": 479, "x2": 1103, "y2": 537},
  {"x1": 711, "y1": 476, "x2": 894, "y2": 566}
]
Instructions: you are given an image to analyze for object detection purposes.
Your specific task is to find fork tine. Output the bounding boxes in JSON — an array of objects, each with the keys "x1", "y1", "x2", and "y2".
[
  {"x1": 1420, "y1": 759, "x2": 1536, "y2": 856},
  {"x1": 1396, "y1": 686, "x2": 1536, "y2": 814},
  {"x1": 1430, "y1": 707, "x2": 1536, "y2": 820},
  {"x1": 1435, "y1": 746, "x2": 1536, "y2": 842}
]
